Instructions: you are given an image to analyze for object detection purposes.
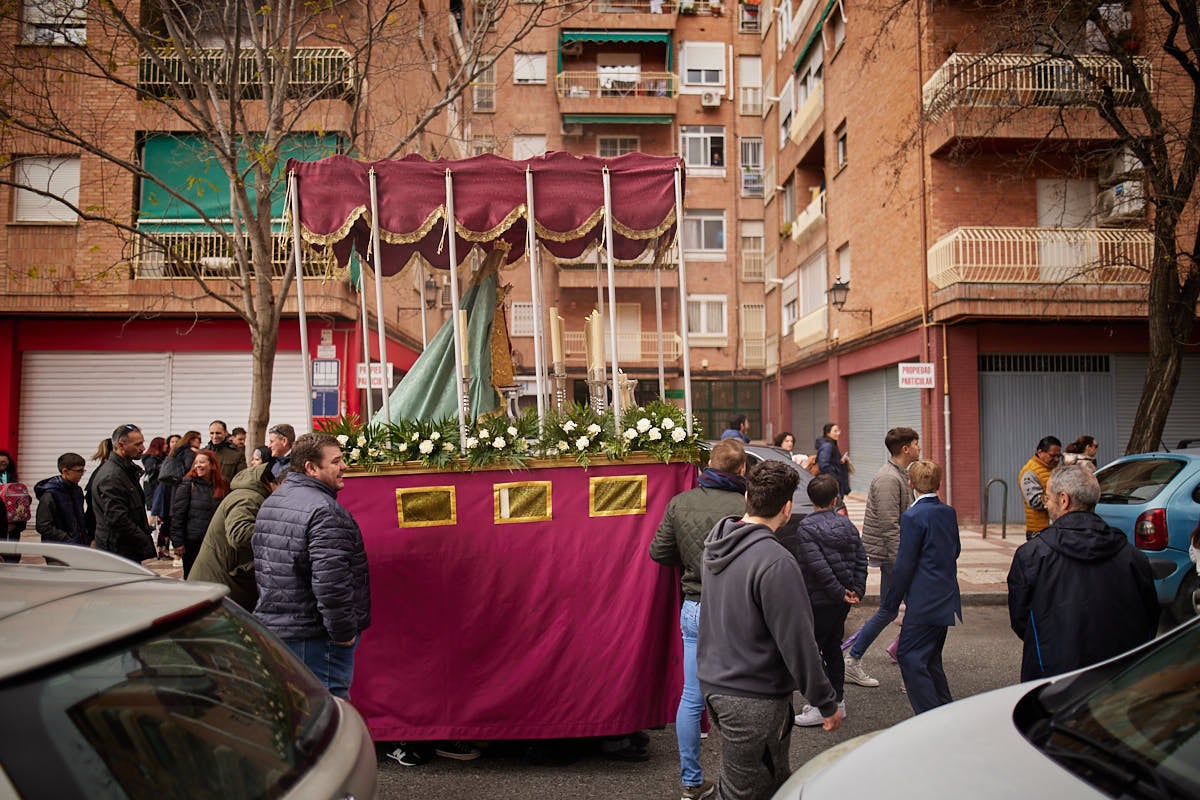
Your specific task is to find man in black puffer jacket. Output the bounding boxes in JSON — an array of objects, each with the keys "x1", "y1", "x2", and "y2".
[
  {"x1": 91, "y1": 425, "x2": 155, "y2": 563},
  {"x1": 1007, "y1": 464, "x2": 1158, "y2": 682},
  {"x1": 252, "y1": 432, "x2": 370, "y2": 699}
]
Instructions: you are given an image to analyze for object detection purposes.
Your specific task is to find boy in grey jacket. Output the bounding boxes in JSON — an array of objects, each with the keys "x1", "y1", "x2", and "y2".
[{"x1": 699, "y1": 461, "x2": 842, "y2": 800}]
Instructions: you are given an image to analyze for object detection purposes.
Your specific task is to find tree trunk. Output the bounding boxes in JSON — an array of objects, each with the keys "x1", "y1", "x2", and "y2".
[{"x1": 247, "y1": 321, "x2": 280, "y2": 456}]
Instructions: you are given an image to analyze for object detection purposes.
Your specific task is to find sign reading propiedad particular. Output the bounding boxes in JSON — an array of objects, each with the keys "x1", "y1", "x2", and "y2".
[{"x1": 897, "y1": 362, "x2": 936, "y2": 389}]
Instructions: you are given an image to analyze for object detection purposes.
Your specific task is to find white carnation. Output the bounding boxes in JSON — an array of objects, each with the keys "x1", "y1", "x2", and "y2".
[
  {"x1": 624, "y1": 428, "x2": 638, "y2": 441},
  {"x1": 356, "y1": 434, "x2": 368, "y2": 447},
  {"x1": 411, "y1": 432, "x2": 420, "y2": 442},
  {"x1": 443, "y1": 442, "x2": 455, "y2": 451},
  {"x1": 466, "y1": 436, "x2": 479, "y2": 449},
  {"x1": 648, "y1": 427, "x2": 662, "y2": 441},
  {"x1": 431, "y1": 431, "x2": 441, "y2": 441},
  {"x1": 563, "y1": 420, "x2": 577, "y2": 433},
  {"x1": 661, "y1": 417, "x2": 675, "y2": 430},
  {"x1": 556, "y1": 440, "x2": 569, "y2": 452},
  {"x1": 493, "y1": 437, "x2": 507, "y2": 449},
  {"x1": 586, "y1": 423, "x2": 602, "y2": 437},
  {"x1": 418, "y1": 439, "x2": 434, "y2": 455},
  {"x1": 507, "y1": 426, "x2": 518, "y2": 437},
  {"x1": 368, "y1": 447, "x2": 380, "y2": 457},
  {"x1": 671, "y1": 427, "x2": 687, "y2": 442},
  {"x1": 349, "y1": 447, "x2": 361, "y2": 460},
  {"x1": 336, "y1": 434, "x2": 350, "y2": 446},
  {"x1": 636, "y1": 417, "x2": 651, "y2": 433},
  {"x1": 398, "y1": 441, "x2": 408, "y2": 452},
  {"x1": 575, "y1": 436, "x2": 590, "y2": 450}
]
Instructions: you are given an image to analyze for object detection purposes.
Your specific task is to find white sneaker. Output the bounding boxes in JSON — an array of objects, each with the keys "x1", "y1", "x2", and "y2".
[
  {"x1": 794, "y1": 701, "x2": 847, "y2": 727},
  {"x1": 845, "y1": 656, "x2": 880, "y2": 687}
]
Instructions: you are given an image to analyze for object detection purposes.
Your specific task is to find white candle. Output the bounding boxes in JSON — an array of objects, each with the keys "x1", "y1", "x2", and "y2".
[
  {"x1": 458, "y1": 309, "x2": 470, "y2": 376},
  {"x1": 549, "y1": 306, "x2": 563, "y2": 365}
]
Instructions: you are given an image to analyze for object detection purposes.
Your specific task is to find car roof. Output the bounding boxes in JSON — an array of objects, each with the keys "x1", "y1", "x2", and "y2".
[{"x1": 0, "y1": 546, "x2": 226, "y2": 682}]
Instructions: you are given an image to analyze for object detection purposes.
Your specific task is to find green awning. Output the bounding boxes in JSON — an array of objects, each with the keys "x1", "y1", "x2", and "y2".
[
  {"x1": 562, "y1": 114, "x2": 674, "y2": 124},
  {"x1": 139, "y1": 132, "x2": 344, "y2": 223},
  {"x1": 559, "y1": 30, "x2": 673, "y2": 72},
  {"x1": 792, "y1": 0, "x2": 838, "y2": 73}
]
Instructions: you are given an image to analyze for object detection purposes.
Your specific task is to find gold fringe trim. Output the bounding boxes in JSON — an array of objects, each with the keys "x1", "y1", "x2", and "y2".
[{"x1": 295, "y1": 205, "x2": 369, "y2": 247}]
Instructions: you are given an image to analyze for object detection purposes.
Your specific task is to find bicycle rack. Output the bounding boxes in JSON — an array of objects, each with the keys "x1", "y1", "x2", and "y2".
[{"x1": 982, "y1": 477, "x2": 1008, "y2": 539}]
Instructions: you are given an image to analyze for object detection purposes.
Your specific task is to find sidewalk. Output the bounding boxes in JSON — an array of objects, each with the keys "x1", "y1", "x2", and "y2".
[{"x1": 841, "y1": 493, "x2": 1016, "y2": 605}]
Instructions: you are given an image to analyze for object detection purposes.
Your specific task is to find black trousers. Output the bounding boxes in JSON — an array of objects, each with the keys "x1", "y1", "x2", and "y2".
[{"x1": 811, "y1": 603, "x2": 851, "y2": 703}]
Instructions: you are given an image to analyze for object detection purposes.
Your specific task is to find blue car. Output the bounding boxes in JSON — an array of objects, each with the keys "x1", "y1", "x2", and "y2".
[{"x1": 1094, "y1": 446, "x2": 1200, "y2": 624}]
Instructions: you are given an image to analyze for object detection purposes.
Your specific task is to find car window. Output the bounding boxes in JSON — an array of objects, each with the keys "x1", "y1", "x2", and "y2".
[
  {"x1": 1096, "y1": 458, "x2": 1186, "y2": 504},
  {"x1": 0, "y1": 600, "x2": 334, "y2": 800}
]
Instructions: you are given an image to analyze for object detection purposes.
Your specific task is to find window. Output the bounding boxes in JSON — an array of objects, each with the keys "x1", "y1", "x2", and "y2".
[
  {"x1": 473, "y1": 63, "x2": 496, "y2": 112},
  {"x1": 740, "y1": 137, "x2": 763, "y2": 196},
  {"x1": 23, "y1": 0, "x2": 85, "y2": 43},
  {"x1": 471, "y1": 135, "x2": 495, "y2": 156},
  {"x1": 775, "y1": 0, "x2": 791, "y2": 55},
  {"x1": 681, "y1": 42, "x2": 725, "y2": 87},
  {"x1": 742, "y1": 303, "x2": 766, "y2": 368},
  {"x1": 687, "y1": 294, "x2": 727, "y2": 340},
  {"x1": 681, "y1": 126, "x2": 725, "y2": 169},
  {"x1": 781, "y1": 271, "x2": 798, "y2": 332},
  {"x1": 510, "y1": 302, "x2": 534, "y2": 336},
  {"x1": 779, "y1": 75, "x2": 795, "y2": 143},
  {"x1": 682, "y1": 210, "x2": 725, "y2": 255},
  {"x1": 512, "y1": 134, "x2": 547, "y2": 160},
  {"x1": 740, "y1": 220, "x2": 764, "y2": 281},
  {"x1": 800, "y1": 251, "x2": 827, "y2": 316},
  {"x1": 13, "y1": 156, "x2": 80, "y2": 223},
  {"x1": 837, "y1": 243, "x2": 851, "y2": 284},
  {"x1": 598, "y1": 136, "x2": 639, "y2": 158},
  {"x1": 513, "y1": 53, "x2": 547, "y2": 84},
  {"x1": 796, "y1": 43, "x2": 822, "y2": 107},
  {"x1": 829, "y1": 4, "x2": 846, "y2": 50},
  {"x1": 598, "y1": 53, "x2": 641, "y2": 94},
  {"x1": 738, "y1": 56, "x2": 762, "y2": 115},
  {"x1": 835, "y1": 122, "x2": 847, "y2": 169},
  {"x1": 782, "y1": 178, "x2": 796, "y2": 224},
  {"x1": 738, "y1": 0, "x2": 759, "y2": 33}
]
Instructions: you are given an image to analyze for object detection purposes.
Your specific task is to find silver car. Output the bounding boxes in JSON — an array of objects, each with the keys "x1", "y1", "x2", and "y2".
[{"x1": 0, "y1": 542, "x2": 376, "y2": 799}]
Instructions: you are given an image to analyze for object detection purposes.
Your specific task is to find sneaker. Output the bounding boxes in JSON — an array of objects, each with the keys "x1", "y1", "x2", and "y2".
[
  {"x1": 385, "y1": 744, "x2": 430, "y2": 767},
  {"x1": 435, "y1": 741, "x2": 481, "y2": 761},
  {"x1": 885, "y1": 636, "x2": 900, "y2": 663},
  {"x1": 682, "y1": 779, "x2": 716, "y2": 800},
  {"x1": 794, "y1": 701, "x2": 846, "y2": 727},
  {"x1": 844, "y1": 655, "x2": 880, "y2": 687}
]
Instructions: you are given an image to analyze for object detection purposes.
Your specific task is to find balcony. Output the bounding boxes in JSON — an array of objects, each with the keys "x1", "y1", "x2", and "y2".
[
  {"x1": 927, "y1": 226, "x2": 1152, "y2": 321},
  {"x1": 789, "y1": 82, "x2": 823, "y2": 146},
  {"x1": 134, "y1": 230, "x2": 336, "y2": 279},
  {"x1": 791, "y1": 189, "x2": 825, "y2": 242},
  {"x1": 743, "y1": 336, "x2": 766, "y2": 369},
  {"x1": 563, "y1": 330, "x2": 682, "y2": 363},
  {"x1": 739, "y1": 86, "x2": 763, "y2": 116},
  {"x1": 556, "y1": 261, "x2": 679, "y2": 288},
  {"x1": 791, "y1": 305, "x2": 827, "y2": 349},
  {"x1": 138, "y1": 47, "x2": 355, "y2": 100},
  {"x1": 555, "y1": 71, "x2": 678, "y2": 118},
  {"x1": 742, "y1": 249, "x2": 764, "y2": 281},
  {"x1": 741, "y1": 168, "x2": 764, "y2": 197},
  {"x1": 563, "y1": 0, "x2": 679, "y2": 29}
]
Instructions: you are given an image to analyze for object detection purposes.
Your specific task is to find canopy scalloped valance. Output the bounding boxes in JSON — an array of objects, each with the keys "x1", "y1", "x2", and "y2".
[{"x1": 286, "y1": 151, "x2": 685, "y2": 275}]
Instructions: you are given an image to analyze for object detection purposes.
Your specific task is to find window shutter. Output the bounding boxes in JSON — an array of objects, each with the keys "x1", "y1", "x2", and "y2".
[{"x1": 15, "y1": 156, "x2": 80, "y2": 222}]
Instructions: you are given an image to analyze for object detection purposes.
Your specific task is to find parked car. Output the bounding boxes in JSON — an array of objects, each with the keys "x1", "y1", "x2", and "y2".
[
  {"x1": 1094, "y1": 445, "x2": 1200, "y2": 624},
  {"x1": 774, "y1": 614, "x2": 1200, "y2": 799},
  {"x1": 0, "y1": 542, "x2": 376, "y2": 800}
]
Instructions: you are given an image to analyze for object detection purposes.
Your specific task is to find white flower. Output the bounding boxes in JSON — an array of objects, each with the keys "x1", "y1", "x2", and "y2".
[
  {"x1": 431, "y1": 431, "x2": 441, "y2": 441},
  {"x1": 624, "y1": 427, "x2": 638, "y2": 441},
  {"x1": 336, "y1": 434, "x2": 349, "y2": 446},
  {"x1": 418, "y1": 439, "x2": 434, "y2": 455},
  {"x1": 368, "y1": 447, "x2": 380, "y2": 457},
  {"x1": 493, "y1": 437, "x2": 507, "y2": 449},
  {"x1": 507, "y1": 426, "x2": 518, "y2": 437},
  {"x1": 398, "y1": 441, "x2": 408, "y2": 452},
  {"x1": 636, "y1": 417, "x2": 651, "y2": 433},
  {"x1": 562, "y1": 420, "x2": 577, "y2": 433},
  {"x1": 466, "y1": 436, "x2": 479, "y2": 449},
  {"x1": 661, "y1": 417, "x2": 675, "y2": 430},
  {"x1": 556, "y1": 440, "x2": 570, "y2": 452},
  {"x1": 356, "y1": 434, "x2": 367, "y2": 447},
  {"x1": 442, "y1": 442, "x2": 455, "y2": 451},
  {"x1": 671, "y1": 427, "x2": 687, "y2": 442},
  {"x1": 575, "y1": 435, "x2": 590, "y2": 450},
  {"x1": 349, "y1": 447, "x2": 361, "y2": 461},
  {"x1": 411, "y1": 432, "x2": 420, "y2": 442},
  {"x1": 479, "y1": 428, "x2": 490, "y2": 439},
  {"x1": 518, "y1": 438, "x2": 529, "y2": 451},
  {"x1": 648, "y1": 427, "x2": 662, "y2": 441},
  {"x1": 586, "y1": 423, "x2": 602, "y2": 437}
]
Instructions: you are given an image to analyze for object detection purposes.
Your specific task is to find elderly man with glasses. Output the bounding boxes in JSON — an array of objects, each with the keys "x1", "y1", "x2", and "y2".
[{"x1": 268, "y1": 424, "x2": 296, "y2": 480}]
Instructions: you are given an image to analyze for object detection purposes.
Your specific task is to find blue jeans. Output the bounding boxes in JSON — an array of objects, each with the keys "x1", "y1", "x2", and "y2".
[
  {"x1": 286, "y1": 637, "x2": 358, "y2": 699},
  {"x1": 677, "y1": 600, "x2": 704, "y2": 787},
  {"x1": 850, "y1": 560, "x2": 897, "y2": 660}
]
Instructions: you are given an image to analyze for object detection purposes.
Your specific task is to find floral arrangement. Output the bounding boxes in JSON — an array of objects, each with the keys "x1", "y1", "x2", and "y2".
[{"x1": 317, "y1": 402, "x2": 703, "y2": 471}]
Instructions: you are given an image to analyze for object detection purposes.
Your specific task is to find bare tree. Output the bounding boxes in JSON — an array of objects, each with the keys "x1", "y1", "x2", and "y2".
[
  {"x1": 0, "y1": 0, "x2": 567, "y2": 444},
  {"x1": 910, "y1": 0, "x2": 1199, "y2": 453}
]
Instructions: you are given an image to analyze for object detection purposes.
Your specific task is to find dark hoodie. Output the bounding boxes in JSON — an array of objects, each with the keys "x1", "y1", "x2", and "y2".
[
  {"x1": 698, "y1": 516, "x2": 837, "y2": 716},
  {"x1": 1007, "y1": 510, "x2": 1159, "y2": 682},
  {"x1": 34, "y1": 475, "x2": 89, "y2": 545}
]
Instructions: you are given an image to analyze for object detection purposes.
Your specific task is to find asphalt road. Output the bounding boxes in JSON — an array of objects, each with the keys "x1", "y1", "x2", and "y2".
[{"x1": 374, "y1": 605, "x2": 1023, "y2": 799}]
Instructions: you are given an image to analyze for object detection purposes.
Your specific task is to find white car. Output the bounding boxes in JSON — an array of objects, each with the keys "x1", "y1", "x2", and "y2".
[
  {"x1": 776, "y1": 615, "x2": 1200, "y2": 799},
  {"x1": 0, "y1": 542, "x2": 376, "y2": 799}
]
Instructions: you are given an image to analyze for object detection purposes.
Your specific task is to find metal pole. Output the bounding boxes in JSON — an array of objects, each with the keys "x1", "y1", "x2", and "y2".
[
  {"x1": 445, "y1": 169, "x2": 468, "y2": 449},
  {"x1": 655, "y1": 265, "x2": 665, "y2": 398},
  {"x1": 418, "y1": 261, "x2": 429, "y2": 348},
  {"x1": 357, "y1": 262, "x2": 374, "y2": 421},
  {"x1": 288, "y1": 172, "x2": 313, "y2": 433},
  {"x1": 673, "y1": 167, "x2": 694, "y2": 435},
  {"x1": 601, "y1": 168, "x2": 621, "y2": 424},
  {"x1": 525, "y1": 167, "x2": 547, "y2": 429},
  {"x1": 368, "y1": 170, "x2": 390, "y2": 415}
]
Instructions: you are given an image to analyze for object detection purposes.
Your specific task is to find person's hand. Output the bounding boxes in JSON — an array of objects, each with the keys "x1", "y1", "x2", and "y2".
[
  {"x1": 841, "y1": 452, "x2": 849, "y2": 462},
  {"x1": 335, "y1": 636, "x2": 357, "y2": 646},
  {"x1": 822, "y1": 707, "x2": 843, "y2": 732},
  {"x1": 844, "y1": 589, "x2": 860, "y2": 605}
]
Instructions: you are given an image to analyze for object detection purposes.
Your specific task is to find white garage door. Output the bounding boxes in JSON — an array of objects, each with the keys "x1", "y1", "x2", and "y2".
[{"x1": 18, "y1": 351, "x2": 309, "y2": 488}]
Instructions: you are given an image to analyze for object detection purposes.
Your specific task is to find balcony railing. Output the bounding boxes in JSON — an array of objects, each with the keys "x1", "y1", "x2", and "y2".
[
  {"x1": 791, "y1": 189, "x2": 825, "y2": 241},
  {"x1": 563, "y1": 330, "x2": 682, "y2": 362},
  {"x1": 743, "y1": 336, "x2": 766, "y2": 369},
  {"x1": 555, "y1": 71, "x2": 677, "y2": 98},
  {"x1": 139, "y1": 47, "x2": 354, "y2": 99},
  {"x1": 792, "y1": 305, "x2": 827, "y2": 349},
  {"x1": 592, "y1": 0, "x2": 676, "y2": 13},
  {"x1": 923, "y1": 53, "x2": 1151, "y2": 121},
  {"x1": 789, "y1": 81, "x2": 823, "y2": 143},
  {"x1": 739, "y1": 86, "x2": 763, "y2": 115},
  {"x1": 927, "y1": 226, "x2": 1152, "y2": 288},
  {"x1": 765, "y1": 333, "x2": 778, "y2": 375},
  {"x1": 134, "y1": 230, "x2": 335, "y2": 278},
  {"x1": 742, "y1": 249, "x2": 764, "y2": 281},
  {"x1": 741, "y1": 168, "x2": 764, "y2": 197}
]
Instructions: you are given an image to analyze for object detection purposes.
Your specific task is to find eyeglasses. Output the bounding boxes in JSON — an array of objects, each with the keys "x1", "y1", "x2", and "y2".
[{"x1": 269, "y1": 426, "x2": 282, "y2": 435}]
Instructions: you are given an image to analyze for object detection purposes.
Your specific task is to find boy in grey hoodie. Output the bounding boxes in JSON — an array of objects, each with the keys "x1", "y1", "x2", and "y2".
[{"x1": 699, "y1": 460, "x2": 842, "y2": 800}]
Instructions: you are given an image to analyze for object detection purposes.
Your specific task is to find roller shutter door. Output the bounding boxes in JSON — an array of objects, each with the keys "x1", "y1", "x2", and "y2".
[
  {"x1": 847, "y1": 366, "x2": 921, "y2": 495},
  {"x1": 1114, "y1": 353, "x2": 1200, "y2": 455}
]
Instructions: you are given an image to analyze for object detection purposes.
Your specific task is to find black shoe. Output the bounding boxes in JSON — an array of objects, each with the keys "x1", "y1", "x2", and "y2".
[
  {"x1": 434, "y1": 741, "x2": 482, "y2": 761},
  {"x1": 600, "y1": 738, "x2": 649, "y2": 762},
  {"x1": 384, "y1": 743, "x2": 431, "y2": 767},
  {"x1": 629, "y1": 730, "x2": 650, "y2": 748}
]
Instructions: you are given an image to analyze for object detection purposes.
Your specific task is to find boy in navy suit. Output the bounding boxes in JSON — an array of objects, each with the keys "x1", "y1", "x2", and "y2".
[{"x1": 879, "y1": 459, "x2": 961, "y2": 715}]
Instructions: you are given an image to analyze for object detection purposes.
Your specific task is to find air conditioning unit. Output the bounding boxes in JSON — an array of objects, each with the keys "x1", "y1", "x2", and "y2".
[
  {"x1": 700, "y1": 90, "x2": 722, "y2": 108},
  {"x1": 1099, "y1": 145, "x2": 1143, "y2": 186},
  {"x1": 1097, "y1": 181, "x2": 1146, "y2": 225},
  {"x1": 560, "y1": 122, "x2": 584, "y2": 137}
]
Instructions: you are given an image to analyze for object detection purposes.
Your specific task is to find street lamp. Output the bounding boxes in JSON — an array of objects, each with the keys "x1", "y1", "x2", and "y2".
[
  {"x1": 826, "y1": 277, "x2": 872, "y2": 324},
  {"x1": 424, "y1": 275, "x2": 439, "y2": 309}
]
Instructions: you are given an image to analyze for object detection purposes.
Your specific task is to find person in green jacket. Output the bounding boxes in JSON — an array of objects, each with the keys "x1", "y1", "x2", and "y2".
[{"x1": 187, "y1": 463, "x2": 283, "y2": 610}]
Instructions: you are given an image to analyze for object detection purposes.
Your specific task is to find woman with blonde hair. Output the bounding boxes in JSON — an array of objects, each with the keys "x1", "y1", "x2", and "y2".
[{"x1": 170, "y1": 448, "x2": 229, "y2": 578}]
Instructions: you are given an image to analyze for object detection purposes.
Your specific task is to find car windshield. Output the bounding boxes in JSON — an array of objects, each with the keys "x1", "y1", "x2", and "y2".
[
  {"x1": 0, "y1": 600, "x2": 334, "y2": 800},
  {"x1": 1096, "y1": 458, "x2": 1185, "y2": 505},
  {"x1": 1020, "y1": 621, "x2": 1200, "y2": 799}
]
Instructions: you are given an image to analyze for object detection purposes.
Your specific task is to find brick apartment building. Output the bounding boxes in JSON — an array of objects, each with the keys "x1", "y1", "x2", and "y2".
[{"x1": 3, "y1": 0, "x2": 1199, "y2": 522}]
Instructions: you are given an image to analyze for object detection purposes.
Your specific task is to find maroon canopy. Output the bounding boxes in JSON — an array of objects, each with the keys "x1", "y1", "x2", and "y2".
[{"x1": 287, "y1": 151, "x2": 684, "y2": 275}]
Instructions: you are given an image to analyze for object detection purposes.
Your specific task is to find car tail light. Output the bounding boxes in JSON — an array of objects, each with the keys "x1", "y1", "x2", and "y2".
[{"x1": 1134, "y1": 508, "x2": 1168, "y2": 551}]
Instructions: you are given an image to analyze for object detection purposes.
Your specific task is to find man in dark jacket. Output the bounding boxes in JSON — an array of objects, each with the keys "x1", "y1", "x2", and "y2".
[
  {"x1": 206, "y1": 420, "x2": 247, "y2": 483},
  {"x1": 650, "y1": 438, "x2": 747, "y2": 800},
  {"x1": 34, "y1": 452, "x2": 90, "y2": 546},
  {"x1": 91, "y1": 424, "x2": 155, "y2": 563},
  {"x1": 1007, "y1": 464, "x2": 1158, "y2": 682},
  {"x1": 699, "y1": 460, "x2": 841, "y2": 800},
  {"x1": 268, "y1": 423, "x2": 296, "y2": 480},
  {"x1": 252, "y1": 433, "x2": 370, "y2": 699},
  {"x1": 189, "y1": 463, "x2": 281, "y2": 611}
]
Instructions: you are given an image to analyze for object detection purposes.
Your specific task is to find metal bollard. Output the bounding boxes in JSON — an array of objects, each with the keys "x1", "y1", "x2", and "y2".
[{"x1": 982, "y1": 478, "x2": 1008, "y2": 539}]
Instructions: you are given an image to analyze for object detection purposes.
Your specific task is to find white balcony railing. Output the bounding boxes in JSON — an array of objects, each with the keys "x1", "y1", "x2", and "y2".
[
  {"x1": 791, "y1": 189, "x2": 825, "y2": 241},
  {"x1": 743, "y1": 337, "x2": 766, "y2": 369},
  {"x1": 739, "y1": 86, "x2": 763, "y2": 115},
  {"x1": 741, "y1": 168, "x2": 764, "y2": 197},
  {"x1": 139, "y1": 47, "x2": 354, "y2": 99},
  {"x1": 742, "y1": 249, "x2": 764, "y2": 281},
  {"x1": 927, "y1": 226, "x2": 1153, "y2": 288},
  {"x1": 792, "y1": 305, "x2": 827, "y2": 348},
  {"x1": 763, "y1": 248, "x2": 778, "y2": 286},
  {"x1": 765, "y1": 333, "x2": 779, "y2": 376},
  {"x1": 563, "y1": 330, "x2": 682, "y2": 362},
  {"x1": 592, "y1": 0, "x2": 677, "y2": 13},
  {"x1": 923, "y1": 52, "x2": 1152, "y2": 121},
  {"x1": 134, "y1": 230, "x2": 334, "y2": 278},
  {"x1": 789, "y1": 81, "x2": 823, "y2": 143},
  {"x1": 555, "y1": 71, "x2": 677, "y2": 98}
]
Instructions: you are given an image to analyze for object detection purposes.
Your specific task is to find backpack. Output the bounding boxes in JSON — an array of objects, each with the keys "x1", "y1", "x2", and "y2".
[{"x1": 1, "y1": 483, "x2": 32, "y2": 523}]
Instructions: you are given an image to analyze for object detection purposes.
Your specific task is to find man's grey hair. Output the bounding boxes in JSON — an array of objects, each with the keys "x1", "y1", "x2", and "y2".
[{"x1": 1048, "y1": 465, "x2": 1101, "y2": 510}]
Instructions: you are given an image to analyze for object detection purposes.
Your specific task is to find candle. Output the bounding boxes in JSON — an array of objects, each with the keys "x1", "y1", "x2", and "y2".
[
  {"x1": 458, "y1": 309, "x2": 470, "y2": 376},
  {"x1": 549, "y1": 306, "x2": 563, "y2": 365}
]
